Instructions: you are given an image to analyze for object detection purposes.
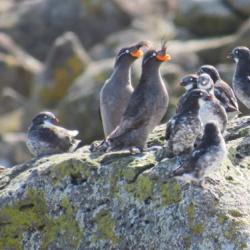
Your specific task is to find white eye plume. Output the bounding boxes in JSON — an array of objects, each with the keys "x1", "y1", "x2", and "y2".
[
  {"x1": 153, "y1": 52, "x2": 156, "y2": 56},
  {"x1": 125, "y1": 49, "x2": 129, "y2": 54}
]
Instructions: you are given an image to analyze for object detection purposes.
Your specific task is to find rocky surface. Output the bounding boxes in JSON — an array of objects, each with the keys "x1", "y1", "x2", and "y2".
[
  {"x1": 175, "y1": 0, "x2": 242, "y2": 36},
  {"x1": 0, "y1": 116, "x2": 250, "y2": 249}
]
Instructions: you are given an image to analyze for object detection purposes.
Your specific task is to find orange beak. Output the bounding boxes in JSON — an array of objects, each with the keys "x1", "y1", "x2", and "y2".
[
  {"x1": 130, "y1": 49, "x2": 143, "y2": 58},
  {"x1": 156, "y1": 53, "x2": 171, "y2": 62}
]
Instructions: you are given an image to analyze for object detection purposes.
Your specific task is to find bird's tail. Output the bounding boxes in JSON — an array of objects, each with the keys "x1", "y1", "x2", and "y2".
[{"x1": 70, "y1": 139, "x2": 82, "y2": 152}]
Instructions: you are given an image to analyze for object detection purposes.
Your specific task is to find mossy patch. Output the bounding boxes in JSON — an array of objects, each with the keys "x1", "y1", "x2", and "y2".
[
  {"x1": 217, "y1": 214, "x2": 229, "y2": 224},
  {"x1": 0, "y1": 189, "x2": 47, "y2": 249},
  {"x1": 161, "y1": 180, "x2": 182, "y2": 206},
  {"x1": 122, "y1": 154, "x2": 156, "y2": 182},
  {"x1": 228, "y1": 210, "x2": 243, "y2": 218},
  {"x1": 41, "y1": 197, "x2": 82, "y2": 250},
  {"x1": 125, "y1": 175, "x2": 154, "y2": 202},
  {"x1": 187, "y1": 202, "x2": 204, "y2": 235},
  {"x1": 50, "y1": 157, "x2": 98, "y2": 186},
  {"x1": 40, "y1": 55, "x2": 86, "y2": 107},
  {"x1": 94, "y1": 209, "x2": 118, "y2": 244},
  {"x1": 0, "y1": 189, "x2": 82, "y2": 249}
]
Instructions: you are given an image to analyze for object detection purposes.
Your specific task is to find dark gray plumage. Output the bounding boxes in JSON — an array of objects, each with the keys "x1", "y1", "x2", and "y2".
[
  {"x1": 26, "y1": 111, "x2": 81, "y2": 157},
  {"x1": 197, "y1": 73, "x2": 228, "y2": 133},
  {"x1": 103, "y1": 45, "x2": 171, "y2": 152},
  {"x1": 100, "y1": 41, "x2": 150, "y2": 137},
  {"x1": 198, "y1": 64, "x2": 239, "y2": 119},
  {"x1": 230, "y1": 46, "x2": 250, "y2": 109},
  {"x1": 176, "y1": 74, "x2": 198, "y2": 114},
  {"x1": 165, "y1": 89, "x2": 209, "y2": 156},
  {"x1": 172, "y1": 122, "x2": 226, "y2": 183}
]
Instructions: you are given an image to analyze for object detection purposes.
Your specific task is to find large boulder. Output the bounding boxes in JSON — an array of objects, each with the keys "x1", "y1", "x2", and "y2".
[
  {"x1": 233, "y1": 18, "x2": 250, "y2": 48},
  {"x1": 0, "y1": 132, "x2": 31, "y2": 167},
  {"x1": 0, "y1": 116, "x2": 250, "y2": 249},
  {"x1": 35, "y1": 32, "x2": 90, "y2": 108},
  {"x1": 175, "y1": 0, "x2": 242, "y2": 37},
  {"x1": 0, "y1": 33, "x2": 42, "y2": 98},
  {"x1": 57, "y1": 58, "x2": 115, "y2": 143},
  {"x1": 0, "y1": 0, "x2": 131, "y2": 60},
  {"x1": 224, "y1": 0, "x2": 250, "y2": 17}
]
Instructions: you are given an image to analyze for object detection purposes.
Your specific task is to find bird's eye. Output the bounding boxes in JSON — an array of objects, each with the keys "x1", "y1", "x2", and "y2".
[
  {"x1": 125, "y1": 49, "x2": 129, "y2": 54},
  {"x1": 235, "y1": 50, "x2": 239, "y2": 54},
  {"x1": 153, "y1": 52, "x2": 156, "y2": 56},
  {"x1": 190, "y1": 78, "x2": 193, "y2": 81}
]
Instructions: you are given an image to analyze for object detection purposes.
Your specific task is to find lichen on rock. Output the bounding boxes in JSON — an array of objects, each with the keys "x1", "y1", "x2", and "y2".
[{"x1": 0, "y1": 117, "x2": 250, "y2": 249}]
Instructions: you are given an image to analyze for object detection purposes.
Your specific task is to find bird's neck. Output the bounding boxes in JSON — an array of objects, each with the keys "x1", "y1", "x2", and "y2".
[
  {"x1": 182, "y1": 101, "x2": 199, "y2": 115},
  {"x1": 202, "y1": 132, "x2": 221, "y2": 146},
  {"x1": 141, "y1": 65, "x2": 161, "y2": 84},
  {"x1": 236, "y1": 60, "x2": 250, "y2": 77},
  {"x1": 111, "y1": 63, "x2": 132, "y2": 85}
]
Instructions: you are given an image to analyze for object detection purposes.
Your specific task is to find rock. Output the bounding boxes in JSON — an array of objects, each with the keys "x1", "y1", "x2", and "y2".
[
  {"x1": 57, "y1": 59, "x2": 114, "y2": 143},
  {"x1": 234, "y1": 18, "x2": 250, "y2": 48},
  {"x1": 0, "y1": 33, "x2": 42, "y2": 97},
  {"x1": 35, "y1": 32, "x2": 90, "y2": 108},
  {"x1": 168, "y1": 35, "x2": 236, "y2": 68},
  {"x1": 175, "y1": 0, "x2": 242, "y2": 37},
  {"x1": 0, "y1": 108, "x2": 24, "y2": 135},
  {"x1": 0, "y1": 0, "x2": 131, "y2": 60},
  {"x1": 224, "y1": 0, "x2": 250, "y2": 17},
  {"x1": 0, "y1": 117, "x2": 250, "y2": 249},
  {"x1": 90, "y1": 17, "x2": 176, "y2": 61},
  {"x1": 0, "y1": 132, "x2": 31, "y2": 167},
  {"x1": 114, "y1": 0, "x2": 177, "y2": 17},
  {"x1": 0, "y1": 87, "x2": 25, "y2": 115}
]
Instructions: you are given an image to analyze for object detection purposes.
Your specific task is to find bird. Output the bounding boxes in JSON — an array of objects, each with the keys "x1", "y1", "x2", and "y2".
[
  {"x1": 100, "y1": 42, "x2": 171, "y2": 152},
  {"x1": 165, "y1": 89, "x2": 209, "y2": 156},
  {"x1": 176, "y1": 74, "x2": 198, "y2": 114},
  {"x1": 26, "y1": 111, "x2": 81, "y2": 157},
  {"x1": 197, "y1": 73, "x2": 228, "y2": 134},
  {"x1": 229, "y1": 46, "x2": 250, "y2": 109},
  {"x1": 100, "y1": 41, "x2": 151, "y2": 137},
  {"x1": 198, "y1": 64, "x2": 239, "y2": 120},
  {"x1": 171, "y1": 122, "x2": 226, "y2": 184}
]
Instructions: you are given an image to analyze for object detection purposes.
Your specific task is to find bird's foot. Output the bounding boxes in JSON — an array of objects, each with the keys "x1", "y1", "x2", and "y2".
[{"x1": 90, "y1": 140, "x2": 110, "y2": 152}]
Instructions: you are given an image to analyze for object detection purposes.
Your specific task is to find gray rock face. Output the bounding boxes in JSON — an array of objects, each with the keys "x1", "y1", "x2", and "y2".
[
  {"x1": 225, "y1": 0, "x2": 250, "y2": 17},
  {"x1": 0, "y1": 117, "x2": 250, "y2": 249},
  {"x1": 35, "y1": 31, "x2": 90, "y2": 108},
  {"x1": 175, "y1": 0, "x2": 242, "y2": 36},
  {"x1": 0, "y1": 0, "x2": 131, "y2": 60}
]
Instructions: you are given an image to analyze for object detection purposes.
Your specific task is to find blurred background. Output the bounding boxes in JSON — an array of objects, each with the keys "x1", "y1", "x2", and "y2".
[{"x1": 0, "y1": 0, "x2": 249, "y2": 167}]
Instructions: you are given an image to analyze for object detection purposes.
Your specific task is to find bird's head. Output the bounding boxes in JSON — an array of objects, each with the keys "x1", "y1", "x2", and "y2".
[
  {"x1": 115, "y1": 41, "x2": 151, "y2": 66},
  {"x1": 197, "y1": 73, "x2": 214, "y2": 92},
  {"x1": 32, "y1": 111, "x2": 59, "y2": 126},
  {"x1": 184, "y1": 89, "x2": 209, "y2": 111},
  {"x1": 198, "y1": 65, "x2": 220, "y2": 82},
  {"x1": 228, "y1": 46, "x2": 250, "y2": 63},
  {"x1": 142, "y1": 40, "x2": 171, "y2": 67},
  {"x1": 204, "y1": 122, "x2": 220, "y2": 136},
  {"x1": 180, "y1": 74, "x2": 198, "y2": 90}
]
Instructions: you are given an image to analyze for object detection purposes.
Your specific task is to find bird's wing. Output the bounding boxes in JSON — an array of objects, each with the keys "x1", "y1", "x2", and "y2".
[
  {"x1": 165, "y1": 118, "x2": 175, "y2": 140},
  {"x1": 215, "y1": 82, "x2": 238, "y2": 111},
  {"x1": 108, "y1": 88, "x2": 149, "y2": 139},
  {"x1": 172, "y1": 147, "x2": 207, "y2": 177},
  {"x1": 38, "y1": 126, "x2": 74, "y2": 151}
]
